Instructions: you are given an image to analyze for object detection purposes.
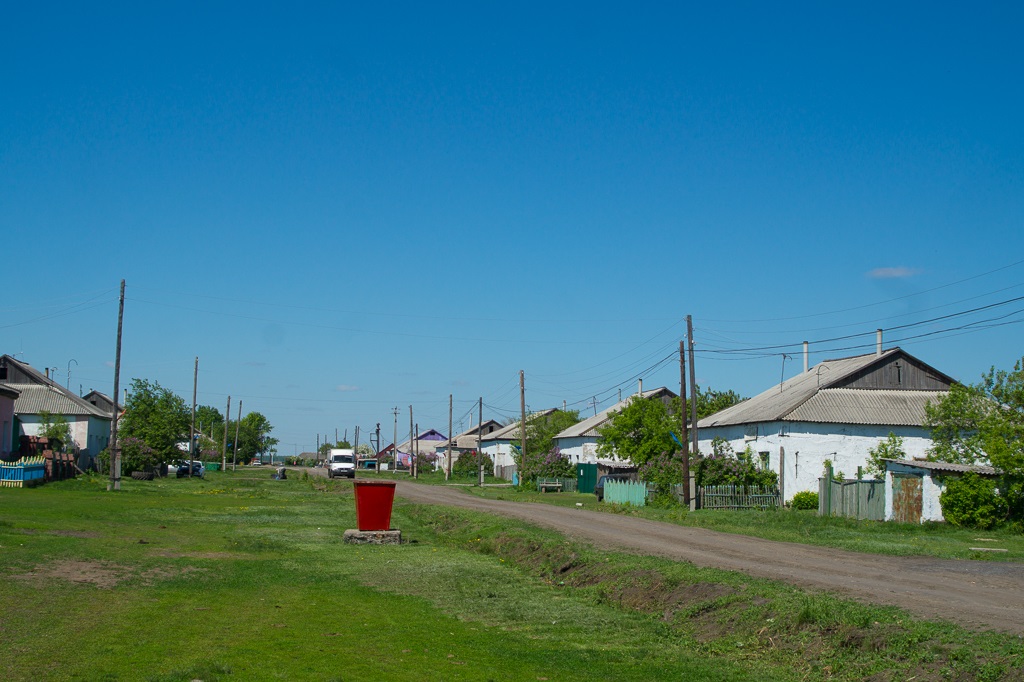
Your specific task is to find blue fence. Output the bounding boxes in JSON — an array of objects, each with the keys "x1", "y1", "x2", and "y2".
[{"x1": 1, "y1": 456, "x2": 47, "y2": 488}]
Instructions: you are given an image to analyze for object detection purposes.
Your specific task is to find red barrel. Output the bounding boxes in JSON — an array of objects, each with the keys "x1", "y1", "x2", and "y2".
[{"x1": 353, "y1": 480, "x2": 397, "y2": 531}]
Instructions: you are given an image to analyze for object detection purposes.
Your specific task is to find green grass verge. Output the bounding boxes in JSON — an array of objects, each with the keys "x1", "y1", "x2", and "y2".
[
  {"x1": 452, "y1": 482, "x2": 1024, "y2": 562},
  {"x1": 0, "y1": 470, "x2": 1020, "y2": 681}
]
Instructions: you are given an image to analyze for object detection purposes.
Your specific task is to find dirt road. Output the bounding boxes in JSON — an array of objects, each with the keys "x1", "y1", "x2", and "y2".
[{"x1": 389, "y1": 480, "x2": 1024, "y2": 633}]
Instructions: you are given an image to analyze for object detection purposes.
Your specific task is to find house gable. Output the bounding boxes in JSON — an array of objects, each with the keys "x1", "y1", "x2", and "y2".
[{"x1": 829, "y1": 351, "x2": 954, "y2": 391}]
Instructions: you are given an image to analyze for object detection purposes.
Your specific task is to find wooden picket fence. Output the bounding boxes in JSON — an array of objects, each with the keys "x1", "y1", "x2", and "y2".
[
  {"x1": 1, "y1": 456, "x2": 47, "y2": 488},
  {"x1": 698, "y1": 484, "x2": 781, "y2": 510}
]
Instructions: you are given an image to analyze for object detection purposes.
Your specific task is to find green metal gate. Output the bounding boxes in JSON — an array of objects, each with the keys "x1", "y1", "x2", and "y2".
[{"x1": 577, "y1": 463, "x2": 598, "y2": 494}]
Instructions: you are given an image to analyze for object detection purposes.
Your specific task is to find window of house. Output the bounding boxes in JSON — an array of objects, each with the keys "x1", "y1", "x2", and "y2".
[{"x1": 759, "y1": 451, "x2": 769, "y2": 469}]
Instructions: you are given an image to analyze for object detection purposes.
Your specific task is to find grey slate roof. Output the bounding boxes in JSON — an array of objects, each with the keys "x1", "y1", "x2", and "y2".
[
  {"x1": 883, "y1": 459, "x2": 1000, "y2": 476},
  {"x1": 483, "y1": 409, "x2": 558, "y2": 442},
  {"x1": 786, "y1": 388, "x2": 947, "y2": 426},
  {"x1": 554, "y1": 388, "x2": 677, "y2": 440},
  {"x1": 3, "y1": 355, "x2": 111, "y2": 420},
  {"x1": 698, "y1": 349, "x2": 947, "y2": 429},
  {"x1": 10, "y1": 383, "x2": 111, "y2": 418}
]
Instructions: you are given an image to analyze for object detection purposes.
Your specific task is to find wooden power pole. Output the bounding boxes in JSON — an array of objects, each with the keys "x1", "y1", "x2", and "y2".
[
  {"x1": 687, "y1": 315, "x2": 698, "y2": 510},
  {"x1": 233, "y1": 399, "x2": 242, "y2": 470},
  {"x1": 189, "y1": 357, "x2": 198, "y2": 477},
  {"x1": 477, "y1": 397, "x2": 484, "y2": 486},
  {"x1": 679, "y1": 340, "x2": 689, "y2": 505},
  {"x1": 447, "y1": 394, "x2": 453, "y2": 481},
  {"x1": 519, "y1": 370, "x2": 526, "y2": 480},
  {"x1": 222, "y1": 395, "x2": 231, "y2": 472},
  {"x1": 108, "y1": 279, "x2": 125, "y2": 492}
]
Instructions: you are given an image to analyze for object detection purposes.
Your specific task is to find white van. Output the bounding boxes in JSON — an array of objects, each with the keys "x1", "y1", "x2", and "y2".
[{"x1": 327, "y1": 449, "x2": 355, "y2": 479}]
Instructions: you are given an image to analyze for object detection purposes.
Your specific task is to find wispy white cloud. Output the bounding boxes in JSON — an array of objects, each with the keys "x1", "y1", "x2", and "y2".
[
  {"x1": 336, "y1": 384, "x2": 360, "y2": 392},
  {"x1": 866, "y1": 266, "x2": 921, "y2": 279}
]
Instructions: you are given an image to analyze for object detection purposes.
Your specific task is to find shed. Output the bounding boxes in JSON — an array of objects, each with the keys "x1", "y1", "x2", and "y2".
[{"x1": 882, "y1": 458, "x2": 1000, "y2": 524}]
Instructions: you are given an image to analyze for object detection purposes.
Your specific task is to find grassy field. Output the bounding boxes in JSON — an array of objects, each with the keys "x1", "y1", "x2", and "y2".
[
  {"x1": 1, "y1": 470, "x2": 1022, "y2": 681},
  {"x1": 373, "y1": 469, "x2": 1024, "y2": 562}
]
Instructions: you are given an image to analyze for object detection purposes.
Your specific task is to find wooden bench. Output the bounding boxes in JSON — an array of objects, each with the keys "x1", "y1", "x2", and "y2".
[{"x1": 536, "y1": 478, "x2": 563, "y2": 493}]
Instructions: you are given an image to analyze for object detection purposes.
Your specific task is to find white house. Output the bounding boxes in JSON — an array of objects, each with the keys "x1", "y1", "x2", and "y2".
[
  {"x1": 553, "y1": 388, "x2": 677, "y2": 466},
  {"x1": 480, "y1": 409, "x2": 559, "y2": 471},
  {"x1": 697, "y1": 348, "x2": 953, "y2": 502},
  {"x1": 1, "y1": 355, "x2": 112, "y2": 464}
]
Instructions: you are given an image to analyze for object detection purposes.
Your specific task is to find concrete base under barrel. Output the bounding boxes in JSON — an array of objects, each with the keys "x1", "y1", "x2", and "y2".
[{"x1": 343, "y1": 529, "x2": 402, "y2": 545}]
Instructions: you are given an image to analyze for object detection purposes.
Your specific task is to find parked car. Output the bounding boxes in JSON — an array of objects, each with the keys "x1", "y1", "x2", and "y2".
[
  {"x1": 594, "y1": 473, "x2": 633, "y2": 502},
  {"x1": 176, "y1": 461, "x2": 205, "y2": 478}
]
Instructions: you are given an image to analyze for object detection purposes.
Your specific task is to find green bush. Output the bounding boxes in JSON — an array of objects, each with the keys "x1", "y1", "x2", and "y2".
[
  {"x1": 940, "y1": 473, "x2": 1008, "y2": 529},
  {"x1": 790, "y1": 491, "x2": 819, "y2": 511},
  {"x1": 452, "y1": 450, "x2": 493, "y2": 479}
]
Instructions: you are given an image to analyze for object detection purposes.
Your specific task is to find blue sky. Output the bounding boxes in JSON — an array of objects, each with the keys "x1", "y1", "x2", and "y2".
[{"x1": 3, "y1": 2, "x2": 1023, "y2": 455}]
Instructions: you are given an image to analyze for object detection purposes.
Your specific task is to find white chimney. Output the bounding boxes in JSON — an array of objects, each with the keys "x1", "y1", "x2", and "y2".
[
  {"x1": 876, "y1": 329, "x2": 883, "y2": 356},
  {"x1": 803, "y1": 341, "x2": 809, "y2": 372},
  {"x1": 638, "y1": 378, "x2": 643, "y2": 397}
]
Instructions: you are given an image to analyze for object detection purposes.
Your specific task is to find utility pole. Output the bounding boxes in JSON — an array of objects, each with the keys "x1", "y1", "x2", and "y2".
[
  {"x1": 409, "y1": 406, "x2": 414, "y2": 476},
  {"x1": 392, "y1": 407, "x2": 399, "y2": 472},
  {"x1": 108, "y1": 280, "x2": 125, "y2": 492},
  {"x1": 335, "y1": 428, "x2": 338, "y2": 446},
  {"x1": 222, "y1": 395, "x2": 231, "y2": 472},
  {"x1": 414, "y1": 423, "x2": 419, "y2": 479},
  {"x1": 233, "y1": 400, "x2": 241, "y2": 470},
  {"x1": 189, "y1": 357, "x2": 198, "y2": 477},
  {"x1": 353, "y1": 426, "x2": 360, "y2": 478},
  {"x1": 679, "y1": 341, "x2": 689, "y2": 506},
  {"x1": 477, "y1": 397, "x2": 484, "y2": 486},
  {"x1": 446, "y1": 394, "x2": 453, "y2": 481},
  {"x1": 687, "y1": 316, "x2": 698, "y2": 489},
  {"x1": 519, "y1": 371, "x2": 526, "y2": 480}
]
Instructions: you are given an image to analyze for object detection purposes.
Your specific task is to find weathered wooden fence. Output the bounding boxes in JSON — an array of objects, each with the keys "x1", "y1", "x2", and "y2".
[
  {"x1": 1, "y1": 456, "x2": 47, "y2": 487},
  {"x1": 494, "y1": 464, "x2": 517, "y2": 481},
  {"x1": 819, "y1": 478, "x2": 885, "y2": 520},
  {"x1": 604, "y1": 480, "x2": 648, "y2": 506},
  {"x1": 698, "y1": 485, "x2": 781, "y2": 510}
]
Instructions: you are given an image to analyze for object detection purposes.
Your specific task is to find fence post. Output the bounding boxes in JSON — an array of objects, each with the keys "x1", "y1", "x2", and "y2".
[{"x1": 825, "y1": 462, "x2": 833, "y2": 516}]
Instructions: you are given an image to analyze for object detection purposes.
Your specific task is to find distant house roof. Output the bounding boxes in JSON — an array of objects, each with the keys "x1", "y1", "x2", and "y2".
[
  {"x1": 483, "y1": 409, "x2": 559, "y2": 442},
  {"x1": 555, "y1": 388, "x2": 678, "y2": 440},
  {"x1": 1, "y1": 356, "x2": 110, "y2": 420},
  {"x1": 0, "y1": 383, "x2": 20, "y2": 401},
  {"x1": 883, "y1": 458, "x2": 1000, "y2": 477},
  {"x1": 83, "y1": 390, "x2": 117, "y2": 416},
  {"x1": 434, "y1": 420, "x2": 503, "y2": 450},
  {"x1": 697, "y1": 348, "x2": 952, "y2": 429}
]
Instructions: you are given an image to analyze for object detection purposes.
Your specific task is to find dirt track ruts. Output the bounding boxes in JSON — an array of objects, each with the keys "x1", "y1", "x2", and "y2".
[{"x1": 388, "y1": 480, "x2": 1024, "y2": 634}]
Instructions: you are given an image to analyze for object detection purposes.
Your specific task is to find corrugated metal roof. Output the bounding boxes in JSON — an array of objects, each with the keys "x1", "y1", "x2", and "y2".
[
  {"x1": 11, "y1": 383, "x2": 110, "y2": 418},
  {"x1": 554, "y1": 388, "x2": 677, "y2": 439},
  {"x1": 697, "y1": 349, "x2": 949, "y2": 428},
  {"x1": 483, "y1": 410, "x2": 558, "y2": 442},
  {"x1": 884, "y1": 459, "x2": 1000, "y2": 476},
  {"x1": 785, "y1": 388, "x2": 946, "y2": 426}
]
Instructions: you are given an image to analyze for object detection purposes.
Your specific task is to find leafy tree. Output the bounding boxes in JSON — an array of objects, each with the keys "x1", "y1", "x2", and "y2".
[
  {"x1": 195, "y1": 405, "x2": 224, "y2": 438},
  {"x1": 38, "y1": 410, "x2": 72, "y2": 451},
  {"x1": 355, "y1": 443, "x2": 374, "y2": 456},
  {"x1": 691, "y1": 386, "x2": 745, "y2": 420},
  {"x1": 866, "y1": 432, "x2": 906, "y2": 480},
  {"x1": 237, "y1": 412, "x2": 277, "y2": 462},
  {"x1": 119, "y1": 379, "x2": 190, "y2": 462},
  {"x1": 597, "y1": 396, "x2": 675, "y2": 466},
  {"x1": 512, "y1": 410, "x2": 580, "y2": 482},
  {"x1": 119, "y1": 436, "x2": 158, "y2": 475}
]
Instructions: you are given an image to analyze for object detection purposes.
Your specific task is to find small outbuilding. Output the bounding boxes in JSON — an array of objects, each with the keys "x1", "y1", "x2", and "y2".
[{"x1": 882, "y1": 458, "x2": 1000, "y2": 524}]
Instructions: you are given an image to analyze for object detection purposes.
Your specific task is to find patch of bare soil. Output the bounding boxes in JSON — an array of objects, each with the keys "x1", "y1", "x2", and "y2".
[
  {"x1": 11, "y1": 560, "x2": 129, "y2": 588},
  {"x1": 10, "y1": 559, "x2": 206, "y2": 589},
  {"x1": 50, "y1": 530, "x2": 101, "y2": 538},
  {"x1": 151, "y1": 550, "x2": 240, "y2": 560}
]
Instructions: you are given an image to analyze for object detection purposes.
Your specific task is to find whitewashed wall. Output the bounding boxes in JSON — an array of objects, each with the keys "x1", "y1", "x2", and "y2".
[
  {"x1": 482, "y1": 440, "x2": 515, "y2": 468},
  {"x1": 697, "y1": 421, "x2": 935, "y2": 501},
  {"x1": 17, "y1": 415, "x2": 110, "y2": 456},
  {"x1": 552, "y1": 436, "x2": 600, "y2": 464}
]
